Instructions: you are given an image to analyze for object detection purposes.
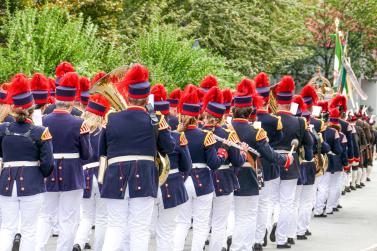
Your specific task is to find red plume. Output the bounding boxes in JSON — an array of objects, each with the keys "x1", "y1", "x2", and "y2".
[
  {"x1": 91, "y1": 71, "x2": 107, "y2": 85},
  {"x1": 55, "y1": 61, "x2": 75, "y2": 78},
  {"x1": 254, "y1": 72, "x2": 269, "y2": 88},
  {"x1": 178, "y1": 86, "x2": 199, "y2": 113},
  {"x1": 1, "y1": 83, "x2": 11, "y2": 91},
  {"x1": 59, "y1": 72, "x2": 79, "y2": 88},
  {"x1": 89, "y1": 93, "x2": 110, "y2": 115},
  {"x1": 222, "y1": 88, "x2": 233, "y2": 104},
  {"x1": 30, "y1": 73, "x2": 49, "y2": 91},
  {"x1": 151, "y1": 84, "x2": 167, "y2": 102},
  {"x1": 80, "y1": 77, "x2": 91, "y2": 92},
  {"x1": 197, "y1": 88, "x2": 205, "y2": 102},
  {"x1": 292, "y1": 95, "x2": 307, "y2": 112},
  {"x1": 48, "y1": 78, "x2": 56, "y2": 92},
  {"x1": 236, "y1": 78, "x2": 255, "y2": 96},
  {"x1": 329, "y1": 94, "x2": 347, "y2": 111},
  {"x1": 169, "y1": 88, "x2": 182, "y2": 100},
  {"x1": 183, "y1": 84, "x2": 198, "y2": 95},
  {"x1": 317, "y1": 100, "x2": 329, "y2": 113},
  {"x1": 202, "y1": 86, "x2": 223, "y2": 110},
  {"x1": 200, "y1": 75, "x2": 218, "y2": 89},
  {"x1": 278, "y1": 76, "x2": 295, "y2": 93},
  {"x1": 10, "y1": 73, "x2": 30, "y2": 97},
  {"x1": 329, "y1": 108, "x2": 340, "y2": 118},
  {"x1": 252, "y1": 94, "x2": 264, "y2": 109},
  {"x1": 118, "y1": 64, "x2": 149, "y2": 96},
  {"x1": 300, "y1": 84, "x2": 318, "y2": 105}
]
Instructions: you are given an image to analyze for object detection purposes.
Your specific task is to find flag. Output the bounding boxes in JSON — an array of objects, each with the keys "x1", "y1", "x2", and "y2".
[{"x1": 333, "y1": 31, "x2": 342, "y2": 88}]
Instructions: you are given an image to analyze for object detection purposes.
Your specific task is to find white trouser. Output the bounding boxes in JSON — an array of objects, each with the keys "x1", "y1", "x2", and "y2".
[
  {"x1": 230, "y1": 195, "x2": 259, "y2": 251},
  {"x1": 367, "y1": 165, "x2": 373, "y2": 178},
  {"x1": 276, "y1": 179, "x2": 297, "y2": 245},
  {"x1": 296, "y1": 185, "x2": 315, "y2": 236},
  {"x1": 226, "y1": 199, "x2": 235, "y2": 239},
  {"x1": 312, "y1": 175, "x2": 322, "y2": 207},
  {"x1": 288, "y1": 185, "x2": 301, "y2": 238},
  {"x1": 174, "y1": 177, "x2": 213, "y2": 251},
  {"x1": 36, "y1": 189, "x2": 83, "y2": 251},
  {"x1": 326, "y1": 172, "x2": 343, "y2": 213},
  {"x1": 255, "y1": 182, "x2": 270, "y2": 244},
  {"x1": 155, "y1": 189, "x2": 181, "y2": 251},
  {"x1": 0, "y1": 184, "x2": 42, "y2": 251},
  {"x1": 102, "y1": 188, "x2": 155, "y2": 251},
  {"x1": 266, "y1": 177, "x2": 280, "y2": 231},
  {"x1": 361, "y1": 168, "x2": 367, "y2": 183},
  {"x1": 356, "y1": 168, "x2": 363, "y2": 185},
  {"x1": 351, "y1": 169, "x2": 358, "y2": 187},
  {"x1": 342, "y1": 172, "x2": 349, "y2": 190},
  {"x1": 314, "y1": 172, "x2": 331, "y2": 215},
  {"x1": 74, "y1": 177, "x2": 107, "y2": 251},
  {"x1": 209, "y1": 192, "x2": 233, "y2": 251}
]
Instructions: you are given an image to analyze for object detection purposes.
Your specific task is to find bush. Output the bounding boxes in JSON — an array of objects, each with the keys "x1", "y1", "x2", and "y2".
[
  {"x1": 129, "y1": 27, "x2": 242, "y2": 91},
  {"x1": 0, "y1": 7, "x2": 126, "y2": 81}
]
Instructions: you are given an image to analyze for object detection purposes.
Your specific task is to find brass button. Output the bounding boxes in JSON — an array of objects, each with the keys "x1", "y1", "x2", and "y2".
[
  {"x1": 165, "y1": 183, "x2": 169, "y2": 187},
  {"x1": 58, "y1": 166, "x2": 62, "y2": 170},
  {"x1": 136, "y1": 174, "x2": 140, "y2": 178},
  {"x1": 137, "y1": 186, "x2": 141, "y2": 190},
  {"x1": 51, "y1": 178, "x2": 55, "y2": 181},
  {"x1": 21, "y1": 187, "x2": 25, "y2": 191},
  {"x1": 199, "y1": 183, "x2": 202, "y2": 187},
  {"x1": 7, "y1": 177, "x2": 10, "y2": 181},
  {"x1": 86, "y1": 177, "x2": 90, "y2": 180},
  {"x1": 119, "y1": 176, "x2": 123, "y2": 180},
  {"x1": 5, "y1": 187, "x2": 8, "y2": 190},
  {"x1": 167, "y1": 194, "x2": 171, "y2": 198},
  {"x1": 216, "y1": 179, "x2": 220, "y2": 183},
  {"x1": 20, "y1": 177, "x2": 24, "y2": 181},
  {"x1": 219, "y1": 189, "x2": 223, "y2": 192},
  {"x1": 120, "y1": 188, "x2": 123, "y2": 192},
  {"x1": 59, "y1": 177, "x2": 63, "y2": 181},
  {"x1": 195, "y1": 175, "x2": 199, "y2": 178}
]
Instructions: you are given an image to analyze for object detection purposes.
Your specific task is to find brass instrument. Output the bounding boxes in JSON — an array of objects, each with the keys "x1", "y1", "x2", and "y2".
[
  {"x1": 268, "y1": 83, "x2": 279, "y2": 114},
  {"x1": 308, "y1": 66, "x2": 333, "y2": 101},
  {"x1": 91, "y1": 65, "x2": 170, "y2": 185}
]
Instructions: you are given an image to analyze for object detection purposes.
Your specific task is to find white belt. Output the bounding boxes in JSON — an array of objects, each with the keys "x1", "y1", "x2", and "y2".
[
  {"x1": 243, "y1": 163, "x2": 253, "y2": 168},
  {"x1": 3, "y1": 161, "x2": 39, "y2": 168},
  {"x1": 169, "y1": 169, "x2": 180, "y2": 174},
  {"x1": 108, "y1": 155, "x2": 154, "y2": 166},
  {"x1": 54, "y1": 153, "x2": 80, "y2": 159},
  {"x1": 327, "y1": 151, "x2": 336, "y2": 156},
  {"x1": 83, "y1": 162, "x2": 99, "y2": 170},
  {"x1": 192, "y1": 163, "x2": 208, "y2": 169},
  {"x1": 275, "y1": 150, "x2": 296, "y2": 154},
  {"x1": 218, "y1": 165, "x2": 230, "y2": 170}
]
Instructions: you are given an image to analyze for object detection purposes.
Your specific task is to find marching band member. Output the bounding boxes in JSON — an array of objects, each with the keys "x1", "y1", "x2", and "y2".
[
  {"x1": 0, "y1": 74, "x2": 54, "y2": 251},
  {"x1": 31, "y1": 73, "x2": 50, "y2": 117},
  {"x1": 73, "y1": 94, "x2": 110, "y2": 251},
  {"x1": 174, "y1": 84, "x2": 226, "y2": 251},
  {"x1": 230, "y1": 78, "x2": 291, "y2": 251},
  {"x1": 201, "y1": 86, "x2": 246, "y2": 251},
  {"x1": 150, "y1": 84, "x2": 192, "y2": 251},
  {"x1": 313, "y1": 108, "x2": 343, "y2": 217},
  {"x1": 44, "y1": 62, "x2": 82, "y2": 116},
  {"x1": 167, "y1": 88, "x2": 182, "y2": 130},
  {"x1": 100, "y1": 64, "x2": 174, "y2": 251},
  {"x1": 254, "y1": 72, "x2": 283, "y2": 251},
  {"x1": 36, "y1": 72, "x2": 92, "y2": 251},
  {"x1": 0, "y1": 83, "x2": 15, "y2": 123},
  {"x1": 288, "y1": 95, "x2": 314, "y2": 242},
  {"x1": 269, "y1": 76, "x2": 312, "y2": 249}
]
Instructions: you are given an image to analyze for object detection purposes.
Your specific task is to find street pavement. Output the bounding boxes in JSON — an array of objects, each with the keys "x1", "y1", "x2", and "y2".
[{"x1": 47, "y1": 166, "x2": 377, "y2": 251}]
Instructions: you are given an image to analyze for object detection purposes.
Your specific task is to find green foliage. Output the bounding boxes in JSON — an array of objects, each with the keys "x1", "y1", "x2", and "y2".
[
  {"x1": 129, "y1": 27, "x2": 242, "y2": 90},
  {"x1": 0, "y1": 7, "x2": 126, "y2": 81}
]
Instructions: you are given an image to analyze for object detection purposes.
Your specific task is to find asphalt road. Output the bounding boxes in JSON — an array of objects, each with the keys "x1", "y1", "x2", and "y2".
[{"x1": 47, "y1": 166, "x2": 377, "y2": 251}]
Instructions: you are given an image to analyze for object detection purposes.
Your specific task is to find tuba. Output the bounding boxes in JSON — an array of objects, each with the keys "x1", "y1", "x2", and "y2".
[{"x1": 91, "y1": 65, "x2": 170, "y2": 185}]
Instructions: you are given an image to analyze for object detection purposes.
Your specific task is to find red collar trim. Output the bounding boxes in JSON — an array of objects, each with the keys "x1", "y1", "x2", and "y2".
[
  {"x1": 232, "y1": 118, "x2": 248, "y2": 123},
  {"x1": 257, "y1": 109, "x2": 268, "y2": 114},
  {"x1": 53, "y1": 109, "x2": 70, "y2": 114},
  {"x1": 127, "y1": 106, "x2": 147, "y2": 112},
  {"x1": 186, "y1": 124, "x2": 198, "y2": 129},
  {"x1": 25, "y1": 118, "x2": 33, "y2": 124},
  {"x1": 277, "y1": 110, "x2": 292, "y2": 115}
]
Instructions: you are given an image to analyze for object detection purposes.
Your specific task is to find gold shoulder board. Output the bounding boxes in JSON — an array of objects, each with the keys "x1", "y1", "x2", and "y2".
[
  {"x1": 256, "y1": 128, "x2": 267, "y2": 141},
  {"x1": 227, "y1": 130, "x2": 240, "y2": 144},
  {"x1": 180, "y1": 132, "x2": 188, "y2": 146},
  {"x1": 158, "y1": 115, "x2": 169, "y2": 131},
  {"x1": 80, "y1": 122, "x2": 90, "y2": 134},
  {"x1": 204, "y1": 131, "x2": 216, "y2": 147},
  {"x1": 41, "y1": 128, "x2": 52, "y2": 141}
]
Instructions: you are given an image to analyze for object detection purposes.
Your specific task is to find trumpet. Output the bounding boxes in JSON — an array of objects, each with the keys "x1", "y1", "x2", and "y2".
[{"x1": 211, "y1": 134, "x2": 260, "y2": 157}]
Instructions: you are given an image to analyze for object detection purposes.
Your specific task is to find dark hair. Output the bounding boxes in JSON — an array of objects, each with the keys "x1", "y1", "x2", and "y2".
[
  {"x1": 232, "y1": 106, "x2": 252, "y2": 119},
  {"x1": 14, "y1": 106, "x2": 35, "y2": 123},
  {"x1": 35, "y1": 104, "x2": 45, "y2": 110},
  {"x1": 128, "y1": 97, "x2": 148, "y2": 107},
  {"x1": 204, "y1": 112, "x2": 222, "y2": 125}
]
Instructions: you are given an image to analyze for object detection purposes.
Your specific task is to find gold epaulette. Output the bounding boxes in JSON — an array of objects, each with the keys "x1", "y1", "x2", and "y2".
[
  {"x1": 180, "y1": 132, "x2": 188, "y2": 146},
  {"x1": 320, "y1": 120, "x2": 326, "y2": 132},
  {"x1": 276, "y1": 116, "x2": 283, "y2": 130},
  {"x1": 41, "y1": 128, "x2": 52, "y2": 141},
  {"x1": 227, "y1": 130, "x2": 240, "y2": 144},
  {"x1": 204, "y1": 131, "x2": 216, "y2": 147},
  {"x1": 158, "y1": 115, "x2": 169, "y2": 131},
  {"x1": 303, "y1": 118, "x2": 310, "y2": 131},
  {"x1": 80, "y1": 122, "x2": 90, "y2": 134},
  {"x1": 256, "y1": 128, "x2": 267, "y2": 141}
]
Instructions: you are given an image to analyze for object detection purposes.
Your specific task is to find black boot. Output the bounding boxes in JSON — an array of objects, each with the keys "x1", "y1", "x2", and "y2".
[
  {"x1": 270, "y1": 223, "x2": 277, "y2": 242},
  {"x1": 84, "y1": 243, "x2": 91, "y2": 249},
  {"x1": 277, "y1": 242, "x2": 291, "y2": 249},
  {"x1": 72, "y1": 244, "x2": 81, "y2": 251},
  {"x1": 337, "y1": 204, "x2": 342, "y2": 209},
  {"x1": 345, "y1": 187, "x2": 351, "y2": 193},
  {"x1": 333, "y1": 207, "x2": 339, "y2": 212},
  {"x1": 367, "y1": 177, "x2": 371, "y2": 182},
  {"x1": 350, "y1": 185, "x2": 356, "y2": 190},
  {"x1": 314, "y1": 213, "x2": 327, "y2": 218},
  {"x1": 11, "y1": 233, "x2": 21, "y2": 251},
  {"x1": 287, "y1": 238, "x2": 295, "y2": 245},
  {"x1": 253, "y1": 243, "x2": 263, "y2": 251},
  {"x1": 341, "y1": 191, "x2": 346, "y2": 195},
  {"x1": 360, "y1": 182, "x2": 365, "y2": 187},
  {"x1": 305, "y1": 230, "x2": 312, "y2": 236},
  {"x1": 297, "y1": 234, "x2": 307, "y2": 240},
  {"x1": 263, "y1": 229, "x2": 268, "y2": 247},
  {"x1": 226, "y1": 236, "x2": 232, "y2": 251},
  {"x1": 356, "y1": 184, "x2": 362, "y2": 189}
]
